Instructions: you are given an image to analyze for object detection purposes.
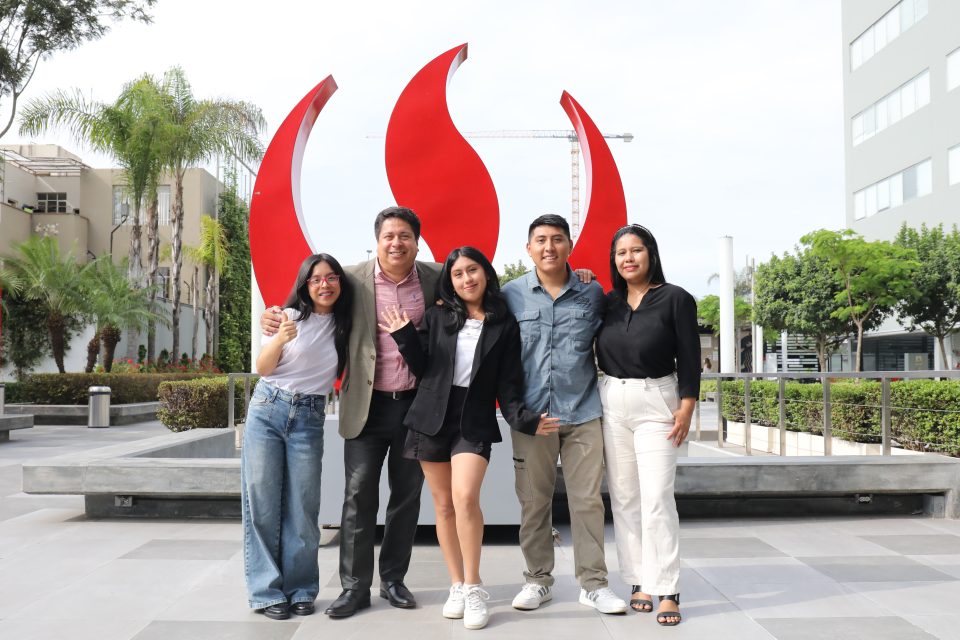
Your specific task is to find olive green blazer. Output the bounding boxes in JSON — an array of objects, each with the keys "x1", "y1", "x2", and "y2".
[{"x1": 338, "y1": 259, "x2": 441, "y2": 438}]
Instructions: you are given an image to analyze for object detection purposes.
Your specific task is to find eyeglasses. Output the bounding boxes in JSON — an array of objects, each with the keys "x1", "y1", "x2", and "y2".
[{"x1": 307, "y1": 274, "x2": 341, "y2": 287}]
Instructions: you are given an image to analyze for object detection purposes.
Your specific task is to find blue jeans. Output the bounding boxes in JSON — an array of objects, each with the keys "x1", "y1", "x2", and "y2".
[{"x1": 241, "y1": 379, "x2": 326, "y2": 609}]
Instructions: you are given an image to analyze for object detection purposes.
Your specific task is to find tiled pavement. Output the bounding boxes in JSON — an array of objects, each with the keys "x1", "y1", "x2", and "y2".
[{"x1": 1, "y1": 421, "x2": 960, "y2": 639}]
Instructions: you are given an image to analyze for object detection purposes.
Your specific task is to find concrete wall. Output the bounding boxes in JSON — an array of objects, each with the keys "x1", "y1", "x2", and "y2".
[{"x1": 0, "y1": 203, "x2": 31, "y2": 257}]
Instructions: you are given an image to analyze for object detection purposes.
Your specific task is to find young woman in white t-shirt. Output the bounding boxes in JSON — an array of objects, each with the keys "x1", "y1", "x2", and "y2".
[{"x1": 242, "y1": 253, "x2": 352, "y2": 620}]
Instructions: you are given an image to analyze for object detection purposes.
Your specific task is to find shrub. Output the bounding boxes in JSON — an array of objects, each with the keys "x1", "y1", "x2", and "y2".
[
  {"x1": 720, "y1": 378, "x2": 960, "y2": 454},
  {"x1": 157, "y1": 376, "x2": 249, "y2": 432},
  {"x1": 1, "y1": 381, "x2": 23, "y2": 403},
  {"x1": 18, "y1": 373, "x2": 213, "y2": 404},
  {"x1": 698, "y1": 379, "x2": 717, "y2": 401}
]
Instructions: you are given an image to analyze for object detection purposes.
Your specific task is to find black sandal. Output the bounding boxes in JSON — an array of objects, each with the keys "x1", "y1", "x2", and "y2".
[
  {"x1": 629, "y1": 585, "x2": 652, "y2": 612},
  {"x1": 656, "y1": 594, "x2": 681, "y2": 626}
]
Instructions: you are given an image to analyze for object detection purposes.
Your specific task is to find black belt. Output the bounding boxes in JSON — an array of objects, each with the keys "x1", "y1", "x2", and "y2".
[{"x1": 372, "y1": 389, "x2": 418, "y2": 401}]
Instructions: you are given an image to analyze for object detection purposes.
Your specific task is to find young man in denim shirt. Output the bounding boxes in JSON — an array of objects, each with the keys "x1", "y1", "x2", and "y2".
[{"x1": 502, "y1": 214, "x2": 627, "y2": 615}]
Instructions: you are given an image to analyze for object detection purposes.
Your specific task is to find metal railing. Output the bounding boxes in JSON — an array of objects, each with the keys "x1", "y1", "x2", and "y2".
[{"x1": 696, "y1": 370, "x2": 960, "y2": 456}]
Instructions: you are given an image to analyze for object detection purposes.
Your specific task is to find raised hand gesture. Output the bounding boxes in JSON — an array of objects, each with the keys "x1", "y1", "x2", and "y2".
[{"x1": 378, "y1": 306, "x2": 411, "y2": 334}]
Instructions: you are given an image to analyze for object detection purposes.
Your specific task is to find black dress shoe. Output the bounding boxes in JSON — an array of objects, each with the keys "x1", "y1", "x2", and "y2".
[
  {"x1": 262, "y1": 602, "x2": 290, "y2": 620},
  {"x1": 379, "y1": 581, "x2": 417, "y2": 609},
  {"x1": 290, "y1": 601, "x2": 315, "y2": 616},
  {"x1": 324, "y1": 589, "x2": 371, "y2": 618}
]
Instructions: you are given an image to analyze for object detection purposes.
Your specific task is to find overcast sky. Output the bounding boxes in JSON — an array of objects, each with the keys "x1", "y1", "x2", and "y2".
[{"x1": 6, "y1": 0, "x2": 846, "y2": 298}]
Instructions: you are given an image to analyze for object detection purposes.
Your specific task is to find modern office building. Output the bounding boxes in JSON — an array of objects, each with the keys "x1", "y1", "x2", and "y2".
[
  {"x1": 0, "y1": 144, "x2": 221, "y2": 374},
  {"x1": 842, "y1": 0, "x2": 960, "y2": 369}
]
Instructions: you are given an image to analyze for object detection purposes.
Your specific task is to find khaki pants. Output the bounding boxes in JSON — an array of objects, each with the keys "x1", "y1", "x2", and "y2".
[
  {"x1": 511, "y1": 418, "x2": 608, "y2": 591},
  {"x1": 600, "y1": 374, "x2": 680, "y2": 595}
]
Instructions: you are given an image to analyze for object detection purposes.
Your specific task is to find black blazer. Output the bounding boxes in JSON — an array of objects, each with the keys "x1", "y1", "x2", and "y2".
[{"x1": 390, "y1": 305, "x2": 540, "y2": 442}]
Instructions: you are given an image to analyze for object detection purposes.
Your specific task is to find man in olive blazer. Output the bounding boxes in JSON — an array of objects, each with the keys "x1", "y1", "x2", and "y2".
[
  {"x1": 337, "y1": 258, "x2": 440, "y2": 438},
  {"x1": 328, "y1": 208, "x2": 441, "y2": 618}
]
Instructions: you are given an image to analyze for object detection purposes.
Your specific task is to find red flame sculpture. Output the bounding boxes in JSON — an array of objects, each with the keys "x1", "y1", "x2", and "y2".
[
  {"x1": 385, "y1": 43, "x2": 500, "y2": 262},
  {"x1": 249, "y1": 76, "x2": 338, "y2": 305},
  {"x1": 563, "y1": 91, "x2": 628, "y2": 292}
]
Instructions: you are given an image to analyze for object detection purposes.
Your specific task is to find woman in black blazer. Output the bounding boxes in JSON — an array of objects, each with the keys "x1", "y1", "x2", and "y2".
[{"x1": 379, "y1": 246, "x2": 557, "y2": 630}]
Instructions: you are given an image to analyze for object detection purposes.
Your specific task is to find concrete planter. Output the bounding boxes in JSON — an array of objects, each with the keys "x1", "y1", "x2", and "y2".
[
  {"x1": 725, "y1": 420, "x2": 921, "y2": 456},
  {"x1": 4, "y1": 402, "x2": 158, "y2": 425}
]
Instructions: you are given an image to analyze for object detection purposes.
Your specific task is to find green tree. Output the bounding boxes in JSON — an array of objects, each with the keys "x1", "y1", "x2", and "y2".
[
  {"x1": 754, "y1": 249, "x2": 854, "y2": 372},
  {"x1": 82, "y1": 255, "x2": 165, "y2": 372},
  {"x1": 893, "y1": 223, "x2": 960, "y2": 367},
  {"x1": 804, "y1": 229, "x2": 919, "y2": 372},
  {"x1": 0, "y1": 292, "x2": 77, "y2": 378},
  {"x1": 5, "y1": 236, "x2": 90, "y2": 372},
  {"x1": 18, "y1": 75, "x2": 166, "y2": 284},
  {"x1": 152, "y1": 66, "x2": 265, "y2": 362},
  {"x1": 215, "y1": 188, "x2": 251, "y2": 372},
  {"x1": 697, "y1": 294, "x2": 753, "y2": 370},
  {"x1": 188, "y1": 214, "x2": 228, "y2": 361},
  {"x1": 0, "y1": 0, "x2": 155, "y2": 138},
  {"x1": 499, "y1": 260, "x2": 530, "y2": 286}
]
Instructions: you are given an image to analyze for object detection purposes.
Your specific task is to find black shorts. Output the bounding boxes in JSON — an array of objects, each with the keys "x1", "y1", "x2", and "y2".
[{"x1": 402, "y1": 386, "x2": 492, "y2": 462}]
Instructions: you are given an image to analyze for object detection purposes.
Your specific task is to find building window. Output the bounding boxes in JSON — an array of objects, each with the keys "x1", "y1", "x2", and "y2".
[
  {"x1": 112, "y1": 185, "x2": 172, "y2": 225},
  {"x1": 950, "y1": 145, "x2": 960, "y2": 186},
  {"x1": 35, "y1": 192, "x2": 68, "y2": 213},
  {"x1": 949, "y1": 48, "x2": 960, "y2": 92},
  {"x1": 853, "y1": 158, "x2": 932, "y2": 220},
  {"x1": 850, "y1": 0, "x2": 928, "y2": 71},
  {"x1": 852, "y1": 69, "x2": 930, "y2": 145}
]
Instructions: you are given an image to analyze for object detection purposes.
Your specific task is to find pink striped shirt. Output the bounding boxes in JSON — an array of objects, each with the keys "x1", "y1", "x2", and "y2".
[{"x1": 373, "y1": 260, "x2": 425, "y2": 391}]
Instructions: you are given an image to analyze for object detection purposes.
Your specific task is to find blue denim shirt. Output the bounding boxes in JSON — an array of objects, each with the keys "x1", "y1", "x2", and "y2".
[{"x1": 502, "y1": 268, "x2": 604, "y2": 426}]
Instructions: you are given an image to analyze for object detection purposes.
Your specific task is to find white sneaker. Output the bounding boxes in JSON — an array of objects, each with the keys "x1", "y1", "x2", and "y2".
[
  {"x1": 463, "y1": 585, "x2": 490, "y2": 630},
  {"x1": 579, "y1": 587, "x2": 628, "y2": 614},
  {"x1": 442, "y1": 583, "x2": 465, "y2": 619},
  {"x1": 511, "y1": 583, "x2": 552, "y2": 610}
]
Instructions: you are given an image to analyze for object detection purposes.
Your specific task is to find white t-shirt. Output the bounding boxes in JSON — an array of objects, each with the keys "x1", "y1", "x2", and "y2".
[
  {"x1": 260, "y1": 307, "x2": 338, "y2": 395},
  {"x1": 452, "y1": 319, "x2": 483, "y2": 388}
]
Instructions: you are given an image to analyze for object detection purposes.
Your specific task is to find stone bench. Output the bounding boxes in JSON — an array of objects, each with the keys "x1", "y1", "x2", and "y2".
[
  {"x1": 4, "y1": 402, "x2": 158, "y2": 425},
  {"x1": 0, "y1": 414, "x2": 34, "y2": 442},
  {"x1": 23, "y1": 421, "x2": 960, "y2": 520}
]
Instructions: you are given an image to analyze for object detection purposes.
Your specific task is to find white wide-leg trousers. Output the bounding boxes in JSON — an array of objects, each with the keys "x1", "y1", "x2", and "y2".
[{"x1": 600, "y1": 373, "x2": 681, "y2": 595}]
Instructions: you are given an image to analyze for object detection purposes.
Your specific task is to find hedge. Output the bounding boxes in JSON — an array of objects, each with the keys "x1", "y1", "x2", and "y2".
[
  {"x1": 14, "y1": 373, "x2": 214, "y2": 405},
  {"x1": 719, "y1": 379, "x2": 960, "y2": 456},
  {"x1": 157, "y1": 377, "x2": 249, "y2": 432}
]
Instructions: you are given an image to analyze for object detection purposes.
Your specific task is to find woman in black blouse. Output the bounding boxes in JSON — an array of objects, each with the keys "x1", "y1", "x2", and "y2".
[{"x1": 595, "y1": 224, "x2": 700, "y2": 626}]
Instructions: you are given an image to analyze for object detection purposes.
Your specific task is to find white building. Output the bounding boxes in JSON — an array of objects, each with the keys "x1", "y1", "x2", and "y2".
[{"x1": 842, "y1": 0, "x2": 960, "y2": 369}]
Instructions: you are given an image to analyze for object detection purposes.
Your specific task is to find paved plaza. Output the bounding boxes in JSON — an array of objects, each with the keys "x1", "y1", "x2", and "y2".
[{"x1": 2, "y1": 421, "x2": 960, "y2": 639}]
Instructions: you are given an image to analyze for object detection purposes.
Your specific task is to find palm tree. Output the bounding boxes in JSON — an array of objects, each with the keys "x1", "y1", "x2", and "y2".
[
  {"x1": 154, "y1": 66, "x2": 264, "y2": 361},
  {"x1": 18, "y1": 81, "x2": 165, "y2": 283},
  {"x1": 187, "y1": 215, "x2": 228, "y2": 358},
  {"x1": 6, "y1": 237, "x2": 90, "y2": 373},
  {"x1": 82, "y1": 256, "x2": 167, "y2": 372}
]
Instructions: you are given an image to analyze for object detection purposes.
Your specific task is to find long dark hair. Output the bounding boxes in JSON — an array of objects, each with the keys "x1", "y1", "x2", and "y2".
[
  {"x1": 283, "y1": 253, "x2": 353, "y2": 377},
  {"x1": 609, "y1": 224, "x2": 667, "y2": 296},
  {"x1": 438, "y1": 246, "x2": 508, "y2": 332}
]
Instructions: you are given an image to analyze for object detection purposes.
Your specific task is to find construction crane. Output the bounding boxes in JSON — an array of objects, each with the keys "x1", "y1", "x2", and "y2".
[{"x1": 463, "y1": 130, "x2": 633, "y2": 239}]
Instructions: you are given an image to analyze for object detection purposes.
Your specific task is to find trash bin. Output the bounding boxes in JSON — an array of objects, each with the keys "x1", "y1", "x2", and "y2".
[{"x1": 88, "y1": 386, "x2": 111, "y2": 428}]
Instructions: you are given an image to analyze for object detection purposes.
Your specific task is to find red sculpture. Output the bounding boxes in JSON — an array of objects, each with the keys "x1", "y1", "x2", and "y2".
[
  {"x1": 562, "y1": 91, "x2": 627, "y2": 292},
  {"x1": 385, "y1": 43, "x2": 500, "y2": 263},
  {"x1": 248, "y1": 48, "x2": 629, "y2": 306},
  {"x1": 249, "y1": 76, "x2": 338, "y2": 306}
]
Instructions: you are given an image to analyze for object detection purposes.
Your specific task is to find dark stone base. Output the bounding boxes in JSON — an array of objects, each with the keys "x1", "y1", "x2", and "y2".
[{"x1": 84, "y1": 494, "x2": 241, "y2": 519}]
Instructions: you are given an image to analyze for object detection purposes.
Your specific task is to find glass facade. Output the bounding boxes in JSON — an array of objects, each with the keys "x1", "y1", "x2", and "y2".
[
  {"x1": 853, "y1": 158, "x2": 932, "y2": 220},
  {"x1": 850, "y1": 0, "x2": 928, "y2": 70}
]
